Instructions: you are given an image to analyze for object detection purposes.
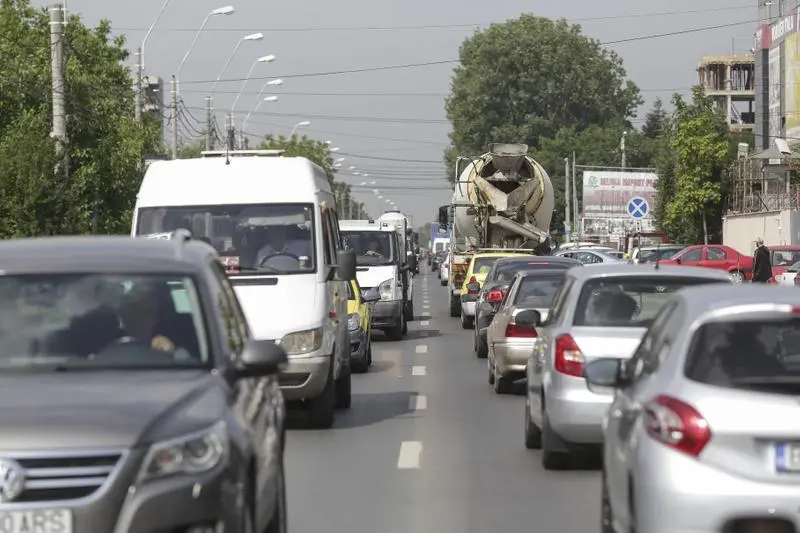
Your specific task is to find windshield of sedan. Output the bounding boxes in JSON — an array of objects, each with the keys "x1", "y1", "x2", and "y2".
[
  {"x1": 0, "y1": 274, "x2": 209, "y2": 370},
  {"x1": 573, "y1": 277, "x2": 729, "y2": 327},
  {"x1": 136, "y1": 203, "x2": 315, "y2": 275},
  {"x1": 341, "y1": 230, "x2": 395, "y2": 265}
]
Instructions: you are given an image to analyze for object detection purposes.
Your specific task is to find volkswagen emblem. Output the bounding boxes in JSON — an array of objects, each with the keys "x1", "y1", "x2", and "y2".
[{"x1": 0, "y1": 459, "x2": 25, "y2": 502}]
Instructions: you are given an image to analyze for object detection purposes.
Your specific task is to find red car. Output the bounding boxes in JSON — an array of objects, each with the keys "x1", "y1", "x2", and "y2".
[
  {"x1": 659, "y1": 244, "x2": 752, "y2": 282},
  {"x1": 768, "y1": 246, "x2": 800, "y2": 283}
]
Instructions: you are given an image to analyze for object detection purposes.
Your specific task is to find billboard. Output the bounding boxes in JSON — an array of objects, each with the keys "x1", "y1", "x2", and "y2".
[
  {"x1": 581, "y1": 171, "x2": 658, "y2": 236},
  {"x1": 769, "y1": 45, "x2": 782, "y2": 142},
  {"x1": 786, "y1": 33, "x2": 800, "y2": 142}
]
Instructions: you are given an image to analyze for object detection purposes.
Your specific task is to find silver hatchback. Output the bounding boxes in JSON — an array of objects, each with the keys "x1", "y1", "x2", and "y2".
[
  {"x1": 586, "y1": 285, "x2": 800, "y2": 533},
  {"x1": 524, "y1": 264, "x2": 732, "y2": 470}
]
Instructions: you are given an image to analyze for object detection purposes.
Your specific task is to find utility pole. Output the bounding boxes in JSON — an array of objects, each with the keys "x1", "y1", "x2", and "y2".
[
  {"x1": 205, "y1": 96, "x2": 213, "y2": 150},
  {"x1": 50, "y1": 5, "x2": 67, "y2": 173},
  {"x1": 134, "y1": 47, "x2": 142, "y2": 122},
  {"x1": 571, "y1": 151, "x2": 578, "y2": 239},
  {"x1": 170, "y1": 75, "x2": 178, "y2": 159},
  {"x1": 226, "y1": 114, "x2": 235, "y2": 151},
  {"x1": 620, "y1": 131, "x2": 627, "y2": 168},
  {"x1": 563, "y1": 157, "x2": 571, "y2": 239}
]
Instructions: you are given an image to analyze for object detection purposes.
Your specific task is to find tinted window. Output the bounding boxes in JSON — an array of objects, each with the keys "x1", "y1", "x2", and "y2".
[
  {"x1": 513, "y1": 276, "x2": 564, "y2": 307},
  {"x1": 492, "y1": 259, "x2": 566, "y2": 281},
  {"x1": 0, "y1": 273, "x2": 209, "y2": 368},
  {"x1": 706, "y1": 247, "x2": 726, "y2": 260},
  {"x1": 573, "y1": 277, "x2": 728, "y2": 327},
  {"x1": 684, "y1": 317, "x2": 800, "y2": 394}
]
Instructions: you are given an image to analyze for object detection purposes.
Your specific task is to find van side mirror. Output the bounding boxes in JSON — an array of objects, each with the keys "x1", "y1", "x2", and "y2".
[
  {"x1": 361, "y1": 287, "x2": 381, "y2": 303},
  {"x1": 336, "y1": 249, "x2": 356, "y2": 280},
  {"x1": 514, "y1": 309, "x2": 541, "y2": 327},
  {"x1": 407, "y1": 252, "x2": 417, "y2": 271},
  {"x1": 236, "y1": 340, "x2": 287, "y2": 378}
]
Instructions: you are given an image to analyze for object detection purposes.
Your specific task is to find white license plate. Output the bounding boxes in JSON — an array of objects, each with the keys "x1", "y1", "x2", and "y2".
[
  {"x1": 0, "y1": 509, "x2": 72, "y2": 533},
  {"x1": 775, "y1": 443, "x2": 800, "y2": 472}
]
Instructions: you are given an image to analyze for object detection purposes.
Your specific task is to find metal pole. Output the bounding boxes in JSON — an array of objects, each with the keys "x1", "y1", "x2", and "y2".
[
  {"x1": 134, "y1": 47, "x2": 142, "y2": 122},
  {"x1": 226, "y1": 114, "x2": 235, "y2": 151},
  {"x1": 170, "y1": 74, "x2": 178, "y2": 159},
  {"x1": 621, "y1": 131, "x2": 627, "y2": 169},
  {"x1": 572, "y1": 151, "x2": 578, "y2": 239},
  {"x1": 564, "y1": 157, "x2": 571, "y2": 238},
  {"x1": 205, "y1": 96, "x2": 212, "y2": 151},
  {"x1": 50, "y1": 5, "x2": 67, "y2": 165}
]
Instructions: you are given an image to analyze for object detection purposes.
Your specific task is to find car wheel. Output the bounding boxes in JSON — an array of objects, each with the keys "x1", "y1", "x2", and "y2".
[
  {"x1": 335, "y1": 363, "x2": 352, "y2": 409},
  {"x1": 404, "y1": 299, "x2": 414, "y2": 322},
  {"x1": 460, "y1": 311, "x2": 474, "y2": 329},
  {"x1": 541, "y1": 410, "x2": 570, "y2": 470},
  {"x1": 493, "y1": 365, "x2": 513, "y2": 394},
  {"x1": 524, "y1": 395, "x2": 542, "y2": 449},
  {"x1": 730, "y1": 270, "x2": 745, "y2": 283},
  {"x1": 476, "y1": 334, "x2": 488, "y2": 359},
  {"x1": 487, "y1": 358, "x2": 495, "y2": 384},
  {"x1": 449, "y1": 296, "x2": 459, "y2": 317},
  {"x1": 307, "y1": 367, "x2": 335, "y2": 428},
  {"x1": 265, "y1": 456, "x2": 287, "y2": 533},
  {"x1": 366, "y1": 338, "x2": 373, "y2": 366}
]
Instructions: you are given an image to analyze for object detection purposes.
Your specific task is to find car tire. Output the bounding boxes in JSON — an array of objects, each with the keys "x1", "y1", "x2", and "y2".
[
  {"x1": 524, "y1": 395, "x2": 542, "y2": 449},
  {"x1": 476, "y1": 334, "x2": 488, "y2": 359},
  {"x1": 307, "y1": 366, "x2": 336, "y2": 429},
  {"x1": 461, "y1": 311, "x2": 474, "y2": 329},
  {"x1": 541, "y1": 411, "x2": 570, "y2": 470},
  {"x1": 366, "y1": 338, "x2": 373, "y2": 366},
  {"x1": 385, "y1": 314, "x2": 405, "y2": 340},
  {"x1": 493, "y1": 364, "x2": 513, "y2": 394},
  {"x1": 730, "y1": 270, "x2": 745, "y2": 283},
  {"x1": 264, "y1": 456, "x2": 287, "y2": 533},
  {"x1": 335, "y1": 363, "x2": 352, "y2": 409},
  {"x1": 404, "y1": 299, "x2": 414, "y2": 322}
]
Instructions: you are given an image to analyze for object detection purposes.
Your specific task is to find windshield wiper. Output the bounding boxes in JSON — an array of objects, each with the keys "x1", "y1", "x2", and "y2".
[{"x1": 233, "y1": 264, "x2": 287, "y2": 274}]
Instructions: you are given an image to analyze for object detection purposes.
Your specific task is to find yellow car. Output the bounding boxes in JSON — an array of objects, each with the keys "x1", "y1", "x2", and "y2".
[
  {"x1": 347, "y1": 279, "x2": 380, "y2": 373},
  {"x1": 459, "y1": 250, "x2": 534, "y2": 329}
]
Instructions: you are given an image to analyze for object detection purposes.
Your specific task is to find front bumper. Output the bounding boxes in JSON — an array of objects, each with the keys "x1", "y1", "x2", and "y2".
[
  {"x1": 349, "y1": 327, "x2": 368, "y2": 363},
  {"x1": 371, "y1": 300, "x2": 403, "y2": 328},
  {"x1": 278, "y1": 355, "x2": 332, "y2": 401}
]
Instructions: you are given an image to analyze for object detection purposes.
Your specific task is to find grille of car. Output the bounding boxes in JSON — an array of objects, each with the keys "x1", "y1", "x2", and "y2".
[{"x1": 10, "y1": 450, "x2": 124, "y2": 502}]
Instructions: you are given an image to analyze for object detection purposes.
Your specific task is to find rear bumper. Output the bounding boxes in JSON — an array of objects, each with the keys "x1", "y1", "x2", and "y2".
[
  {"x1": 492, "y1": 341, "x2": 535, "y2": 378},
  {"x1": 546, "y1": 378, "x2": 612, "y2": 444}
]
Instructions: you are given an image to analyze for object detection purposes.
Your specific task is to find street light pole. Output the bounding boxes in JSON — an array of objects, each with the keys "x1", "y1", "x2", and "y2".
[
  {"x1": 176, "y1": 6, "x2": 234, "y2": 81},
  {"x1": 211, "y1": 32, "x2": 264, "y2": 96},
  {"x1": 231, "y1": 54, "x2": 275, "y2": 114},
  {"x1": 136, "y1": 0, "x2": 172, "y2": 122},
  {"x1": 242, "y1": 94, "x2": 279, "y2": 134},
  {"x1": 289, "y1": 120, "x2": 310, "y2": 137}
]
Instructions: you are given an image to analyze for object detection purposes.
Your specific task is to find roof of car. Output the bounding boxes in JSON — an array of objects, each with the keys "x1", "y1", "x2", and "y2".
[
  {"x1": 0, "y1": 236, "x2": 217, "y2": 275},
  {"x1": 674, "y1": 284, "x2": 800, "y2": 315},
  {"x1": 564, "y1": 263, "x2": 733, "y2": 283},
  {"x1": 514, "y1": 268, "x2": 571, "y2": 279},
  {"x1": 494, "y1": 255, "x2": 582, "y2": 265}
]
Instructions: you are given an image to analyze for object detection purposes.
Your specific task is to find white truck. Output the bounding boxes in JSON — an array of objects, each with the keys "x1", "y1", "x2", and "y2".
[
  {"x1": 442, "y1": 143, "x2": 555, "y2": 316},
  {"x1": 376, "y1": 210, "x2": 416, "y2": 321}
]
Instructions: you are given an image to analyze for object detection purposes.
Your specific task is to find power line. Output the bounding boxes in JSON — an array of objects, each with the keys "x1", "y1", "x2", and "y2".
[
  {"x1": 117, "y1": 5, "x2": 752, "y2": 33},
  {"x1": 179, "y1": 86, "x2": 701, "y2": 96},
  {"x1": 179, "y1": 18, "x2": 762, "y2": 85}
]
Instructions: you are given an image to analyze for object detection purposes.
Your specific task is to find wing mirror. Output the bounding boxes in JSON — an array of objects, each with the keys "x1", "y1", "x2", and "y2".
[
  {"x1": 361, "y1": 287, "x2": 381, "y2": 303},
  {"x1": 336, "y1": 249, "x2": 356, "y2": 280},
  {"x1": 406, "y1": 252, "x2": 418, "y2": 271},
  {"x1": 236, "y1": 340, "x2": 288, "y2": 378},
  {"x1": 514, "y1": 309, "x2": 541, "y2": 327},
  {"x1": 583, "y1": 358, "x2": 623, "y2": 389}
]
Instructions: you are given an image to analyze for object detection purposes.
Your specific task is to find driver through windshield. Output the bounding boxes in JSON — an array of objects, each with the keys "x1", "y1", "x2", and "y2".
[
  {"x1": 135, "y1": 203, "x2": 315, "y2": 275},
  {"x1": 341, "y1": 231, "x2": 395, "y2": 265}
]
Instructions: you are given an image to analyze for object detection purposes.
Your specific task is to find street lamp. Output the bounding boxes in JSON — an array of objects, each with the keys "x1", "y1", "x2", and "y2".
[
  {"x1": 242, "y1": 95, "x2": 278, "y2": 132},
  {"x1": 231, "y1": 54, "x2": 275, "y2": 113},
  {"x1": 348, "y1": 166, "x2": 356, "y2": 170},
  {"x1": 244, "y1": 77, "x2": 282, "y2": 126},
  {"x1": 135, "y1": 0, "x2": 173, "y2": 121},
  {"x1": 289, "y1": 120, "x2": 310, "y2": 137},
  {"x1": 176, "y1": 6, "x2": 234, "y2": 78},
  {"x1": 335, "y1": 158, "x2": 345, "y2": 163},
  {"x1": 211, "y1": 32, "x2": 264, "y2": 96},
  {"x1": 330, "y1": 147, "x2": 340, "y2": 152}
]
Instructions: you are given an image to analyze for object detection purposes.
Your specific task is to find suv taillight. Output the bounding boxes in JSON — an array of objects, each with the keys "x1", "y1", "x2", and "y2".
[
  {"x1": 487, "y1": 289, "x2": 505, "y2": 303},
  {"x1": 554, "y1": 334, "x2": 583, "y2": 377},
  {"x1": 643, "y1": 395, "x2": 710, "y2": 457}
]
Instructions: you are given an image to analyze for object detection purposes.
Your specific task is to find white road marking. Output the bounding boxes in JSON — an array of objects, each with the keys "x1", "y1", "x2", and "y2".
[
  {"x1": 409, "y1": 394, "x2": 427, "y2": 410},
  {"x1": 412, "y1": 365, "x2": 426, "y2": 375},
  {"x1": 397, "y1": 441, "x2": 422, "y2": 469},
  {"x1": 423, "y1": 304, "x2": 430, "y2": 310},
  {"x1": 420, "y1": 320, "x2": 430, "y2": 326},
  {"x1": 415, "y1": 344, "x2": 428, "y2": 353}
]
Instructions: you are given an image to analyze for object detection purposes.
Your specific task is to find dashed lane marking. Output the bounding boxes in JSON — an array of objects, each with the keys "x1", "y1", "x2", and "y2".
[
  {"x1": 397, "y1": 441, "x2": 422, "y2": 469},
  {"x1": 409, "y1": 394, "x2": 427, "y2": 411},
  {"x1": 415, "y1": 344, "x2": 428, "y2": 354},
  {"x1": 412, "y1": 365, "x2": 426, "y2": 376}
]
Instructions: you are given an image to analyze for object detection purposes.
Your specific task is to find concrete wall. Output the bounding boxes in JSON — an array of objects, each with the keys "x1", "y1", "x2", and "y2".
[{"x1": 723, "y1": 209, "x2": 800, "y2": 252}]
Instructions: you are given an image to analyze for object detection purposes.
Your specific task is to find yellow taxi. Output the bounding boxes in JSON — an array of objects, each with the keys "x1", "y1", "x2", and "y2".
[
  {"x1": 459, "y1": 250, "x2": 533, "y2": 329},
  {"x1": 347, "y1": 279, "x2": 380, "y2": 373}
]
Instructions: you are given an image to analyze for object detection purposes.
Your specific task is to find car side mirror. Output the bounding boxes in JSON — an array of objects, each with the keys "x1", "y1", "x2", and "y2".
[
  {"x1": 583, "y1": 358, "x2": 622, "y2": 389},
  {"x1": 407, "y1": 253, "x2": 417, "y2": 271},
  {"x1": 514, "y1": 309, "x2": 541, "y2": 327},
  {"x1": 674, "y1": 257, "x2": 682, "y2": 264},
  {"x1": 361, "y1": 287, "x2": 381, "y2": 303},
  {"x1": 236, "y1": 340, "x2": 287, "y2": 378},
  {"x1": 466, "y1": 282, "x2": 480, "y2": 292},
  {"x1": 336, "y1": 249, "x2": 356, "y2": 280}
]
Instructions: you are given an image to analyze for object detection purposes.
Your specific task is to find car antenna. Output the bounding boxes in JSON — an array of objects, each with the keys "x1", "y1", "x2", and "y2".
[{"x1": 654, "y1": 241, "x2": 661, "y2": 270}]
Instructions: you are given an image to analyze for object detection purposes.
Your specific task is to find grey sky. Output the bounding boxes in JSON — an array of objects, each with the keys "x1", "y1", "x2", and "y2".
[{"x1": 38, "y1": 0, "x2": 756, "y2": 224}]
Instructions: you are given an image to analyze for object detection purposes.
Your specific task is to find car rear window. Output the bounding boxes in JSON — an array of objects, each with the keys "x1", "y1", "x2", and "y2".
[
  {"x1": 514, "y1": 276, "x2": 564, "y2": 307},
  {"x1": 573, "y1": 276, "x2": 728, "y2": 327},
  {"x1": 472, "y1": 257, "x2": 500, "y2": 274},
  {"x1": 684, "y1": 317, "x2": 800, "y2": 394},
  {"x1": 493, "y1": 260, "x2": 574, "y2": 282}
]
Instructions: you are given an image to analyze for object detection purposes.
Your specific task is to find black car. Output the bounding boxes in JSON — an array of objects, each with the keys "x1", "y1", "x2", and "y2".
[
  {"x1": 0, "y1": 235, "x2": 287, "y2": 533},
  {"x1": 472, "y1": 255, "x2": 582, "y2": 358},
  {"x1": 431, "y1": 251, "x2": 447, "y2": 271}
]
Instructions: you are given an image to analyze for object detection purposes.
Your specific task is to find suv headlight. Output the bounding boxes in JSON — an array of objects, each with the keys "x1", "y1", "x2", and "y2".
[
  {"x1": 138, "y1": 421, "x2": 227, "y2": 482},
  {"x1": 378, "y1": 278, "x2": 398, "y2": 300},
  {"x1": 347, "y1": 313, "x2": 360, "y2": 331},
  {"x1": 281, "y1": 327, "x2": 323, "y2": 355}
]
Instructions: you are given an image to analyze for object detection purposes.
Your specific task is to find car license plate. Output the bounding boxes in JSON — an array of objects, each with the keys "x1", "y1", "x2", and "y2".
[
  {"x1": 0, "y1": 509, "x2": 72, "y2": 533},
  {"x1": 775, "y1": 442, "x2": 800, "y2": 472}
]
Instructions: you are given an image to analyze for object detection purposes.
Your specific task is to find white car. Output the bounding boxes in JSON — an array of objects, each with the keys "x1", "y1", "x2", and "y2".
[
  {"x1": 439, "y1": 253, "x2": 450, "y2": 285},
  {"x1": 778, "y1": 259, "x2": 800, "y2": 285}
]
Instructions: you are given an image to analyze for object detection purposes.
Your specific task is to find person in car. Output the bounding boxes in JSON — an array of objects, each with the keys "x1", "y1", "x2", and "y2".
[
  {"x1": 117, "y1": 283, "x2": 177, "y2": 352},
  {"x1": 257, "y1": 225, "x2": 311, "y2": 265},
  {"x1": 363, "y1": 238, "x2": 384, "y2": 257}
]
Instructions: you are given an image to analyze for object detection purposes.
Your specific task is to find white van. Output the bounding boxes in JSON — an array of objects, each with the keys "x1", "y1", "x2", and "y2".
[
  {"x1": 339, "y1": 219, "x2": 416, "y2": 339},
  {"x1": 131, "y1": 151, "x2": 357, "y2": 429}
]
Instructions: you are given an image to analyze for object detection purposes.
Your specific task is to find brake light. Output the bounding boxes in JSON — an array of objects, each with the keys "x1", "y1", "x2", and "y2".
[
  {"x1": 554, "y1": 334, "x2": 583, "y2": 377},
  {"x1": 487, "y1": 289, "x2": 505, "y2": 303},
  {"x1": 505, "y1": 323, "x2": 537, "y2": 337},
  {"x1": 643, "y1": 395, "x2": 710, "y2": 457}
]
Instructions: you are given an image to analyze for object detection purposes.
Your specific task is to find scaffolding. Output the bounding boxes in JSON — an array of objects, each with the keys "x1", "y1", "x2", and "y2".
[
  {"x1": 728, "y1": 155, "x2": 799, "y2": 213},
  {"x1": 697, "y1": 55, "x2": 755, "y2": 132}
]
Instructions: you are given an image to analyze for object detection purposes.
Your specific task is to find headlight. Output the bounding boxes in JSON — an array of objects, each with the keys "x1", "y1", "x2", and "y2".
[
  {"x1": 138, "y1": 421, "x2": 228, "y2": 482},
  {"x1": 378, "y1": 278, "x2": 399, "y2": 300},
  {"x1": 347, "y1": 313, "x2": 361, "y2": 331},
  {"x1": 281, "y1": 327, "x2": 323, "y2": 355}
]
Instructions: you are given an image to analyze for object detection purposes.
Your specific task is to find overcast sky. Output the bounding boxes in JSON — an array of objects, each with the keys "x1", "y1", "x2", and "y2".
[{"x1": 38, "y1": 0, "x2": 757, "y2": 224}]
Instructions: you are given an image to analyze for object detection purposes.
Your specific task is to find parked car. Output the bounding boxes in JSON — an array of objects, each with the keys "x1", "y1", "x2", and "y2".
[
  {"x1": 524, "y1": 264, "x2": 732, "y2": 469},
  {"x1": 347, "y1": 278, "x2": 380, "y2": 372},
  {"x1": 659, "y1": 244, "x2": 752, "y2": 282},
  {"x1": 778, "y1": 259, "x2": 800, "y2": 286},
  {"x1": 585, "y1": 284, "x2": 800, "y2": 533},
  {"x1": 473, "y1": 255, "x2": 582, "y2": 359},
  {"x1": 485, "y1": 269, "x2": 569, "y2": 393},
  {"x1": 0, "y1": 235, "x2": 288, "y2": 532},
  {"x1": 631, "y1": 245, "x2": 685, "y2": 264},
  {"x1": 769, "y1": 245, "x2": 800, "y2": 283},
  {"x1": 554, "y1": 248, "x2": 626, "y2": 265}
]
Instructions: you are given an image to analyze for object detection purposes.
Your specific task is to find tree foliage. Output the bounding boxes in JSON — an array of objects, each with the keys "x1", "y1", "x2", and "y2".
[
  {"x1": 444, "y1": 14, "x2": 642, "y2": 172},
  {"x1": 258, "y1": 134, "x2": 336, "y2": 183},
  {"x1": 0, "y1": 0, "x2": 162, "y2": 237}
]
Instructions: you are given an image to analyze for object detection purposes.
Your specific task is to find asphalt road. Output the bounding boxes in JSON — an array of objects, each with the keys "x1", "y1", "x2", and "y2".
[{"x1": 285, "y1": 268, "x2": 601, "y2": 532}]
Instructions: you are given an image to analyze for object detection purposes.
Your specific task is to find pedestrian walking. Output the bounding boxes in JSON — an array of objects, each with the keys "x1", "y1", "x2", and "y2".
[{"x1": 752, "y1": 238, "x2": 773, "y2": 283}]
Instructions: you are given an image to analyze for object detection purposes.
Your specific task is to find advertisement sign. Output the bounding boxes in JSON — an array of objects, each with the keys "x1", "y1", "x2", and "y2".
[
  {"x1": 769, "y1": 45, "x2": 782, "y2": 141},
  {"x1": 581, "y1": 171, "x2": 658, "y2": 236},
  {"x1": 786, "y1": 33, "x2": 800, "y2": 142}
]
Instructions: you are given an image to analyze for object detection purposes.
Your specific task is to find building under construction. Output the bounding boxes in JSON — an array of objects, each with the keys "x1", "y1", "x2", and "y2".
[{"x1": 697, "y1": 56, "x2": 755, "y2": 132}]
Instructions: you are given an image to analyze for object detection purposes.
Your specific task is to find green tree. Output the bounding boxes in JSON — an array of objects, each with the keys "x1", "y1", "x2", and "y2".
[
  {"x1": 0, "y1": 0, "x2": 162, "y2": 236},
  {"x1": 178, "y1": 140, "x2": 204, "y2": 158},
  {"x1": 642, "y1": 98, "x2": 668, "y2": 139},
  {"x1": 444, "y1": 14, "x2": 642, "y2": 179},
  {"x1": 257, "y1": 134, "x2": 336, "y2": 184},
  {"x1": 660, "y1": 86, "x2": 730, "y2": 244}
]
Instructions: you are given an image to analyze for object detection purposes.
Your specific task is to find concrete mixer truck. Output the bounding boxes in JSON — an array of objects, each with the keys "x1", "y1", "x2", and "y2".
[{"x1": 439, "y1": 143, "x2": 555, "y2": 317}]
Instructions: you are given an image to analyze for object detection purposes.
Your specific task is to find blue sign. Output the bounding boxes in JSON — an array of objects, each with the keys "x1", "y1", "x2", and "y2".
[{"x1": 627, "y1": 197, "x2": 649, "y2": 219}]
